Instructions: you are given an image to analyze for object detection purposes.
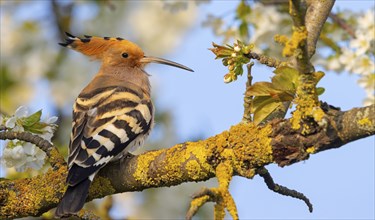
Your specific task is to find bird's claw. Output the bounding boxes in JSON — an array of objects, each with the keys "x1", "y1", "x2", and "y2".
[{"x1": 186, "y1": 162, "x2": 239, "y2": 220}]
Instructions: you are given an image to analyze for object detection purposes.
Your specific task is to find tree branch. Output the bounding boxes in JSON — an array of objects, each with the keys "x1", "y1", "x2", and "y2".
[
  {"x1": 1, "y1": 104, "x2": 373, "y2": 219},
  {"x1": 329, "y1": 12, "x2": 356, "y2": 39},
  {"x1": 243, "y1": 52, "x2": 285, "y2": 68},
  {"x1": 305, "y1": 0, "x2": 335, "y2": 58}
]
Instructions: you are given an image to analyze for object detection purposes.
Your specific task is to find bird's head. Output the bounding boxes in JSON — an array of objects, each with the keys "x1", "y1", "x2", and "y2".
[{"x1": 59, "y1": 33, "x2": 193, "y2": 72}]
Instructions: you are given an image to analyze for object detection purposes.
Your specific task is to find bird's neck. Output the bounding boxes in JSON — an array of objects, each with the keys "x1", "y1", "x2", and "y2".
[{"x1": 96, "y1": 65, "x2": 151, "y2": 98}]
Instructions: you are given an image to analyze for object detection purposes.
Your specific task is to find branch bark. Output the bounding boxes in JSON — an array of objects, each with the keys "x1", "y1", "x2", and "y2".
[{"x1": 1, "y1": 104, "x2": 373, "y2": 219}]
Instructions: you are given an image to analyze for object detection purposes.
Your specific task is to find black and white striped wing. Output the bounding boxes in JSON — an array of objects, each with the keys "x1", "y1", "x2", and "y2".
[{"x1": 67, "y1": 86, "x2": 153, "y2": 186}]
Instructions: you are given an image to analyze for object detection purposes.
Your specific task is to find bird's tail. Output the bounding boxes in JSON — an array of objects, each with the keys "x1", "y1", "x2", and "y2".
[{"x1": 55, "y1": 178, "x2": 91, "y2": 218}]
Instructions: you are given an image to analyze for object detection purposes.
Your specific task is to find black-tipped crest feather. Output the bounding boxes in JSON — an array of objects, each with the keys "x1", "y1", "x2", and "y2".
[
  {"x1": 65, "y1": 32, "x2": 76, "y2": 38},
  {"x1": 58, "y1": 38, "x2": 74, "y2": 47}
]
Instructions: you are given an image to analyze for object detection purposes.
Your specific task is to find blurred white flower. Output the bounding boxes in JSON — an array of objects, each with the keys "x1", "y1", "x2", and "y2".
[
  {"x1": 5, "y1": 117, "x2": 16, "y2": 129},
  {"x1": 358, "y1": 73, "x2": 375, "y2": 97},
  {"x1": 352, "y1": 56, "x2": 375, "y2": 75},
  {"x1": 338, "y1": 48, "x2": 357, "y2": 72},
  {"x1": 350, "y1": 34, "x2": 371, "y2": 56},
  {"x1": 128, "y1": 1, "x2": 197, "y2": 56},
  {"x1": 327, "y1": 56, "x2": 343, "y2": 71},
  {"x1": 22, "y1": 142, "x2": 46, "y2": 171},
  {"x1": 2, "y1": 145, "x2": 26, "y2": 169},
  {"x1": 202, "y1": 15, "x2": 224, "y2": 36},
  {"x1": 4, "y1": 106, "x2": 28, "y2": 131},
  {"x1": 15, "y1": 106, "x2": 29, "y2": 117},
  {"x1": 1, "y1": 142, "x2": 46, "y2": 172},
  {"x1": 357, "y1": 9, "x2": 375, "y2": 31},
  {"x1": 246, "y1": 3, "x2": 290, "y2": 57},
  {"x1": 46, "y1": 116, "x2": 58, "y2": 124}
]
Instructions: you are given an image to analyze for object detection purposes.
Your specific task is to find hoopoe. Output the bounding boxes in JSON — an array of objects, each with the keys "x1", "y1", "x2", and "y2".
[{"x1": 55, "y1": 33, "x2": 193, "y2": 217}]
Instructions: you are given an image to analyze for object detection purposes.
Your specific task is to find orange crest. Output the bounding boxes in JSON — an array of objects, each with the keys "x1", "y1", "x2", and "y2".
[{"x1": 59, "y1": 32, "x2": 139, "y2": 60}]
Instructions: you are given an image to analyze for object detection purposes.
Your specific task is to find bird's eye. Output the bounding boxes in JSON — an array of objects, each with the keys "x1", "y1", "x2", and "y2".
[{"x1": 122, "y1": 53, "x2": 129, "y2": 58}]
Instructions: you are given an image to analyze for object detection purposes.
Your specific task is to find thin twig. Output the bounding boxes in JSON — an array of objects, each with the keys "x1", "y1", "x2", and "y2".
[
  {"x1": 242, "y1": 62, "x2": 254, "y2": 123},
  {"x1": 244, "y1": 52, "x2": 285, "y2": 68},
  {"x1": 329, "y1": 12, "x2": 356, "y2": 38},
  {"x1": 257, "y1": 167, "x2": 313, "y2": 212}
]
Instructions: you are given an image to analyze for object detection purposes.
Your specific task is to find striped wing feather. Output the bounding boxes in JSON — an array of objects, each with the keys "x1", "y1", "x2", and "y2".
[{"x1": 67, "y1": 85, "x2": 153, "y2": 186}]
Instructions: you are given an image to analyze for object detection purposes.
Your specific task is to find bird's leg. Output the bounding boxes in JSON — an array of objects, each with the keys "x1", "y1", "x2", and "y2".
[{"x1": 186, "y1": 161, "x2": 238, "y2": 220}]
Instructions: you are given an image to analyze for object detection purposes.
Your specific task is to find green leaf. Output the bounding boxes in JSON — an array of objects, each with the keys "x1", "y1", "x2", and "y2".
[
  {"x1": 246, "y1": 82, "x2": 279, "y2": 97},
  {"x1": 252, "y1": 96, "x2": 284, "y2": 125},
  {"x1": 246, "y1": 82, "x2": 294, "y2": 102},
  {"x1": 24, "y1": 122, "x2": 48, "y2": 134},
  {"x1": 316, "y1": 87, "x2": 325, "y2": 95},
  {"x1": 273, "y1": 66, "x2": 299, "y2": 91},
  {"x1": 19, "y1": 110, "x2": 42, "y2": 127}
]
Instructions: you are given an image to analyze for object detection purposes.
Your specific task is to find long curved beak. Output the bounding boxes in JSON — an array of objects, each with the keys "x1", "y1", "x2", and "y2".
[{"x1": 140, "y1": 56, "x2": 194, "y2": 72}]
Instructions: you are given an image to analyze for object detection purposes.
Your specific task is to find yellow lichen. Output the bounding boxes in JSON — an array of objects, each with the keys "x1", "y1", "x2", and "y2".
[
  {"x1": 0, "y1": 165, "x2": 67, "y2": 218},
  {"x1": 291, "y1": 108, "x2": 302, "y2": 130},
  {"x1": 292, "y1": 72, "x2": 325, "y2": 132},
  {"x1": 277, "y1": 26, "x2": 308, "y2": 57},
  {"x1": 133, "y1": 140, "x2": 215, "y2": 188},
  {"x1": 306, "y1": 146, "x2": 316, "y2": 154},
  {"x1": 358, "y1": 118, "x2": 373, "y2": 127},
  {"x1": 274, "y1": 34, "x2": 289, "y2": 45},
  {"x1": 190, "y1": 194, "x2": 210, "y2": 212},
  {"x1": 89, "y1": 176, "x2": 115, "y2": 199},
  {"x1": 229, "y1": 123, "x2": 273, "y2": 172},
  {"x1": 185, "y1": 122, "x2": 274, "y2": 220},
  {"x1": 213, "y1": 162, "x2": 238, "y2": 220},
  {"x1": 133, "y1": 150, "x2": 162, "y2": 184},
  {"x1": 214, "y1": 203, "x2": 225, "y2": 220},
  {"x1": 185, "y1": 160, "x2": 202, "y2": 181},
  {"x1": 222, "y1": 190, "x2": 238, "y2": 220},
  {"x1": 215, "y1": 162, "x2": 233, "y2": 189}
]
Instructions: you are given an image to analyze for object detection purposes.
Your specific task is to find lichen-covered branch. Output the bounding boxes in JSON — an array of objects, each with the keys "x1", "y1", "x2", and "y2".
[
  {"x1": 288, "y1": 0, "x2": 312, "y2": 74},
  {"x1": 271, "y1": 104, "x2": 375, "y2": 166},
  {"x1": 1, "y1": 104, "x2": 373, "y2": 219}
]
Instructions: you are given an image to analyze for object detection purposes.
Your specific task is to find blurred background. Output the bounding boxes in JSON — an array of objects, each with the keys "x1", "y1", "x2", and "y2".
[{"x1": 0, "y1": 0, "x2": 374, "y2": 219}]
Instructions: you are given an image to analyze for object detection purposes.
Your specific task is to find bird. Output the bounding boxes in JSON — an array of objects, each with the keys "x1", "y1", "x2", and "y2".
[{"x1": 55, "y1": 32, "x2": 193, "y2": 217}]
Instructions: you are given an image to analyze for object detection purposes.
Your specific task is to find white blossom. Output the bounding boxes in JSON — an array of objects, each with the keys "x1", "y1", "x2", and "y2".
[
  {"x1": 1, "y1": 106, "x2": 57, "y2": 171},
  {"x1": 350, "y1": 33, "x2": 371, "y2": 56},
  {"x1": 352, "y1": 56, "x2": 375, "y2": 76},
  {"x1": 1, "y1": 142, "x2": 46, "y2": 172},
  {"x1": 4, "y1": 106, "x2": 28, "y2": 131},
  {"x1": 338, "y1": 48, "x2": 358, "y2": 72},
  {"x1": 357, "y1": 9, "x2": 375, "y2": 31}
]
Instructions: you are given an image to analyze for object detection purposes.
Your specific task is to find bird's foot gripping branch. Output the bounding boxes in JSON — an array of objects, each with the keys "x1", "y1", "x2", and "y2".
[{"x1": 186, "y1": 162, "x2": 238, "y2": 220}]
